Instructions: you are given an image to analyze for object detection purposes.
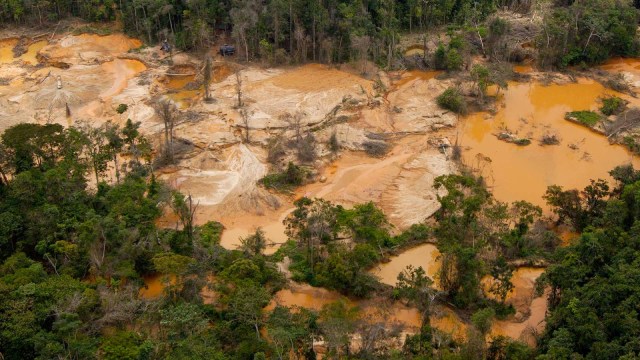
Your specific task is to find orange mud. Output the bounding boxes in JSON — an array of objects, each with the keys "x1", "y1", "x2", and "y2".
[
  {"x1": 431, "y1": 306, "x2": 468, "y2": 340},
  {"x1": 370, "y1": 243, "x2": 441, "y2": 288},
  {"x1": 405, "y1": 45, "x2": 426, "y2": 57},
  {"x1": 100, "y1": 59, "x2": 146, "y2": 99},
  {"x1": 393, "y1": 70, "x2": 441, "y2": 89},
  {"x1": 257, "y1": 63, "x2": 373, "y2": 93},
  {"x1": 44, "y1": 34, "x2": 142, "y2": 60},
  {"x1": 461, "y1": 79, "x2": 639, "y2": 209}
]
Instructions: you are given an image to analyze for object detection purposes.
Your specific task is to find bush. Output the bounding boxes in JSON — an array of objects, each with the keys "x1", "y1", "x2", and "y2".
[
  {"x1": 296, "y1": 133, "x2": 317, "y2": 163},
  {"x1": 116, "y1": 104, "x2": 128, "y2": 114},
  {"x1": 434, "y1": 43, "x2": 447, "y2": 70},
  {"x1": 260, "y1": 162, "x2": 306, "y2": 192},
  {"x1": 363, "y1": 140, "x2": 390, "y2": 157},
  {"x1": 445, "y1": 48, "x2": 463, "y2": 71},
  {"x1": 437, "y1": 87, "x2": 467, "y2": 114},
  {"x1": 600, "y1": 96, "x2": 625, "y2": 116},
  {"x1": 328, "y1": 131, "x2": 340, "y2": 153},
  {"x1": 267, "y1": 134, "x2": 287, "y2": 164},
  {"x1": 565, "y1": 111, "x2": 601, "y2": 127}
]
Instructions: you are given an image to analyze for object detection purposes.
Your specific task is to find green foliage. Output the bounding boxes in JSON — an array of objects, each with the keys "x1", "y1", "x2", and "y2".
[
  {"x1": 152, "y1": 252, "x2": 195, "y2": 275},
  {"x1": 565, "y1": 111, "x2": 601, "y2": 127},
  {"x1": 600, "y1": 96, "x2": 626, "y2": 116},
  {"x1": 537, "y1": 0, "x2": 639, "y2": 68},
  {"x1": 116, "y1": 103, "x2": 128, "y2": 114},
  {"x1": 538, "y1": 169, "x2": 640, "y2": 358},
  {"x1": 437, "y1": 87, "x2": 467, "y2": 114},
  {"x1": 260, "y1": 162, "x2": 306, "y2": 192},
  {"x1": 544, "y1": 179, "x2": 609, "y2": 231},
  {"x1": 487, "y1": 336, "x2": 535, "y2": 360},
  {"x1": 471, "y1": 307, "x2": 495, "y2": 335}
]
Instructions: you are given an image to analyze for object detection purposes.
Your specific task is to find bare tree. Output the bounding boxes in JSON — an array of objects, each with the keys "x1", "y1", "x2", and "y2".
[
  {"x1": 203, "y1": 56, "x2": 213, "y2": 101},
  {"x1": 172, "y1": 192, "x2": 199, "y2": 241},
  {"x1": 155, "y1": 99, "x2": 179, "y2": 163},
  {"x1": 351, "y1": 35, "x2": 371, "y2": 75},
  {"x1": 235, "y1": 69, "x2": 244, "y2": 108},
  {"x1": 239, "y1": 108, "x2": 251, "y2": 143}
]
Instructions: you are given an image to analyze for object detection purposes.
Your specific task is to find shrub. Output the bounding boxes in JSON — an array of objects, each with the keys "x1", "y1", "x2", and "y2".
[
  {"x1": 600, "y1": 96, "x2": 625, "y2": 116},
  {"x1": 260, "y1": 162, "x2": 306, "y2": 192},
  {"x1": 363, "y1": 140, "x2": 390, "y2": 157},
  {"x1": 565, "y1": 111, "x2": 600, "y2": 127},
  {"x1": 434, "y1": 43, "x2": 447, "y2": 70},
  {"x1": 445, "y1": 48, "x2": 463, "y2": 71},
  {"x1": 541, "y1": 133, "x2": 560, "y2": 145},
  {"x1": 296, "y1": 133, "x2": 317, "y2": 163},
  {"x1": 328, "y1": 130, "x2": 340, "y2": 153},
  {"x1": 267, "y1": 134, "x2": 287, "y2": 164},
  {"x1": 437, "y1": 87, "x2": 467, "y2": 114},
  {"x1": 116, "y1": 104, "x2": 128, "y2": 114}
]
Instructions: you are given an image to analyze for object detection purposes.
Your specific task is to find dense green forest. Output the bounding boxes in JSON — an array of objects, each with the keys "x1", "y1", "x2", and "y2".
[
  {"x1": 1, "y1": 121, "x2": 640, "y2": 358},
  {"x1": 1, "y1": 0, "x2": 639, "y2": 67}
]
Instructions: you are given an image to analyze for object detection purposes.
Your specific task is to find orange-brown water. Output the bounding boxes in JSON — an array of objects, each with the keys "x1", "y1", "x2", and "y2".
[
  {"x1": 0, "y1": 38, "x2": 18, "y2": 64},
  {"x1": 139, "y1": 274, "x2": 176, "y2": 299},
  {"x1": 485, "y1": 267, "x2": 547, "y2": 345},
  {"x1": 600, "y1": 57, "x2": 640, "y2": 73},
  {"x1": 394, "y1": 70, "x2": 441, "y2": 89},
  {"x1": 19, "y1": 40, "x2": 47, "y2": 65},
  {"x1": 461, "y1": 79, "x2": 639, "y2": 208},
  {"x1": 370, "y1": 243, "x2": 441, "y2": 287},
  {"x1": 165, "y1": 74, "x2": 201, "y2": 108},
  {"x1": 219, "y1": 212, "x2": 289, "y2": 255}
]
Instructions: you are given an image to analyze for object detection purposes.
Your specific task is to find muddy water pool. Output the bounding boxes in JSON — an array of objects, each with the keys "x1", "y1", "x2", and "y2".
[{"x1": 461, "y1": 79, "x2": 639, "y2": 208}]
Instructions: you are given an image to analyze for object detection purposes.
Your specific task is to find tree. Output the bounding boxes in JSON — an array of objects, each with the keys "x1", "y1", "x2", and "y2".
[
  {"x1": 395, "y1": 265, "x2": 436, "y2": 355},
  {"x1": 266, "y1": 306, "x2": 315, "y2": 359},
  {"x1": 227, "y1": 284, "x2": 271, "y2": 339},
  {"x1": 171, "y1": 192, "x2": 198, "y2": 242},
  {"x1": 155, "y1": 99, "x2": 180, "y2": 164},
  {"x1": 319, "y1": 299, "x2": 359, "y2": 358},
  {"x1": 239, "y1": 228, "x2": 268, "y2": 256},
  {"x1": 488, "y1": 257, "x2": 514, "y2": 304},
  {"x1": 203, "y1": 56, "x2": 213, "y2": 101},
  {"x1": 230, "y1": 0, "x2": 260, "y2": 62}
]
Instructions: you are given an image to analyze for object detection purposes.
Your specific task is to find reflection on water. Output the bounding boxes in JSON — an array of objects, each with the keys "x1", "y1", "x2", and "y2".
[{"x1": 461, "y1": 79, "x2": 639, "y2": 208}]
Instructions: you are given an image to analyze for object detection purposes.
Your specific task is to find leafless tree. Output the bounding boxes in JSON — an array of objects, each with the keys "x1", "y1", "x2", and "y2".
[
  {"x1": 155, "y1": 99, "x2": 180, "y2": 163},
  {"x1": 235, "y1": 69, "x2": 244, "y2": 108},
  {"x1": 203, "y1": 56, "x2": 213, "y2": 101}
]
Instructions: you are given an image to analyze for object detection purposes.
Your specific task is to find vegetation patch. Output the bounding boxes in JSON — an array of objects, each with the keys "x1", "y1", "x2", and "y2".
[
  {"x1": 363, "y1": 140, "x2": 390, "y2": 157},
  {"x1": 565, "y1": 111, "x2": 601, "y2": 127},
  {"x1": 600, "y1": 96, "x2": 626, "y2": 116},
  {"x1": 437, "y1": 87, "x2": 467, "y2": 114},
  {"x1": 259, "y1": 162, "x2": 307, "y2": 192},
  {"x1": 540, "y1": 133, "x2": 560, "y2": 146},
  {"x1": 496, "y1": 132, "x2": 531, "y2": 146}
]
